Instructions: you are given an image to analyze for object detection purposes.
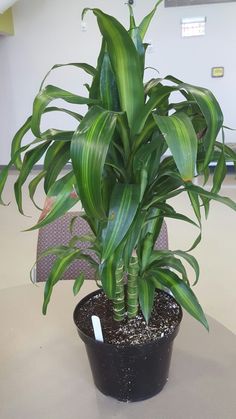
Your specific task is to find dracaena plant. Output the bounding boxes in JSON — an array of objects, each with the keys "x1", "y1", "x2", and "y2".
[{"x1": 1, "y1": 1, "x2": 236, "y2": 330}]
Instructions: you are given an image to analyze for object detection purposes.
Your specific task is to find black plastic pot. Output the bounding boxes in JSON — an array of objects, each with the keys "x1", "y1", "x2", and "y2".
[{"x1": 73, "y1": 290, "x2": 182, "y2": 402}]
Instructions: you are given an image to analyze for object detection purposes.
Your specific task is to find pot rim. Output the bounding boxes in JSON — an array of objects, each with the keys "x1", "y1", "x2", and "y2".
[{"x1": 73, "y1": 288, "x2": 183, "y2": 349}]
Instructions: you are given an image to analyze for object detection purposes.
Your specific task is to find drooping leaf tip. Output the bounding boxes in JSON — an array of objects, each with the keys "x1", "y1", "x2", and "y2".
[
  {"x1": 42, "y1": 305, "x2": 47, "y2": 315},
  {"x1": 0, "y1": 199, "x2": 10, "y2": 207},
  {"x1": 81, "y1": 7, "x2": 92, "y2": 21},
  {"x1": 204, "y1": 318, "x2": 210, "y2": 332}
]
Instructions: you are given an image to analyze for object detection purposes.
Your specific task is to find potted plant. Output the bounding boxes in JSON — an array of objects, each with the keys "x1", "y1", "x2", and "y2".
[{"x1": 1, "y1": 0, "x2": 236, "y2": 402}]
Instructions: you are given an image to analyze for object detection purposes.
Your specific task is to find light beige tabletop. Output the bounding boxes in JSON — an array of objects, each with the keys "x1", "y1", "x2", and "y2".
[{"x1": 0, "y1": 281, "x2": 235, "y2": 419}]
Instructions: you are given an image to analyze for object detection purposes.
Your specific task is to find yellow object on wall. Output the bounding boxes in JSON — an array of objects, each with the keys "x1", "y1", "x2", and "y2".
[{"x1": 0, "y1": 8, "x2": 14, "y2": 35}]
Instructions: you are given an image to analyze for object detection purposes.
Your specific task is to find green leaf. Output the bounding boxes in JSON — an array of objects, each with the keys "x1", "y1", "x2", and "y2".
[
  {"x1": 163, "y1": 257, "x2": 188, "y2": 283},
  {"x1": 73, "y1": 273, "x2": 85, "y2": 296},
  {"x1": 139, "y1": 207, "x2": 163, "y2": 269},
  {"x1": 68, "y1": 235, "x2": 81, "y2": 248},
  {"x1": 151, "y1": 268, "x2": 209, "y2": 330},
  {"x1": 14, "y1": 142, "x2": 51, "y2": 214},
  {"x1": 44, "y1": 141, "x2": 70, "y2": 193},
  {"x1": 1, "y1": 139, "x2": 44, "y2": 206},
  {"x1": 133, "y1": 131, "x2": 166, "y2": 183},
  {"x1": 141, "y1": 208, "x2": 162, "y2": 239},
  {"x1": 116, "y1": 112, "x2": 131, "y2": 159},
  {"x1": 69, "y1": 215, "x2": 78, "y2": 235},
  {"x1": 187, "y1": 190, "x2": 202, "y2": 226},
  {"x1": 99, "y1": 259, "x2": 116, "y2": 299},
  {"x1": 0, "y1": 163, "x2": 11, "y2": 205},
  {"x1": 130, "y1": 26, "x2": 145, "y2": 76},
  {"x1": 186, "y1": 232, "x2": 202, "y2": 252},
  {"x1": 200, "y1": 195, "x2": 210, "y2": 219},
  {"x1": 202, "y1": 166, "x2": 211, "y2": 186},
  {"x1": 153, "y1": 112, "x2": 198, "y2": 181},
  {"x1": 183, "y1": 83, "x2": 223, "y2": 169},
  {"x1": 139, "y1": 166, "x2": 148, "y2": 202},
  {"x1": 99, "y1": 247, "x2": 123, "y2": 299},
  {"x1": 174, "y1": 250, "x2": 200, "y2": 285},
  {"x1": 167, "y1": 76, "x2": 223, "y2": 168},
  {"x1": 31, "y1": 85, "x2": 99, "y2": 137},
  {"x1": 212, "y1": 151, "x2": 227, "y2": 194},
  {"x1": 138, "y1": 0, "x2": 163, "y2": 40},
  {"x1": 43, "y1": 249, "x2": 81, "y2": 314},
  {"x1": 40, "y1": 62, "x2": 97, "y2": 90},
  {"x1": 41, "y1": 106, "x2": 83, "y2": 125},
  {"x1": 38, "y1": 245, "x2": 73, "y2": 260},
  {"x1": 215, "y1": 141, "x2": 236, "y2": 169},
  {"x1": 148, "y1": 254, "x2": 188, "y2": 283},
  {"x1": 71, "y1": 106, "x2": 117, "y2": 220},
  {"x1": 11, "y1": 116, "x2": 32, "y2": 170},
  {"x1": 89, "y1": 39, "x2": 106, "y2": 100},
  {"x1": 26, "y1": 172, "x2": 79, "y2": 231},
  {"x1": 147, "y1": 248, "x2": 199, "y2": 285},
  {"x1": 140, "y1": 232, "x2": 155, "y2": 272},
  {"x1": 144, "y1": 77, "x2": 163, "y2": 96},
  {"x1": 28, "y1": 170, "x2": 46, "y2": 210},
  {"x1": 88, "y1": 8, "x2": 144, "y2": 132},
  {"x1": 123, "y1": 210, "x2": 146, "y2": 269},
  {"x1": 200, "y1": 151, "x2": 227, "y2": 217},
  {"x1": 145, "y1": 187, "x2": 185, "y2": 210},
  {"x1": 100, "y1": 50, "x2": 120, "y2": 111},
  {"x1": 102, "y1": 183, "x2": 140, "y2": 261},
  {"x1": 151, "y1": 173, "x2": 183, "y2": 199},
  {"x1": 134, "y1": 85, "x2": 175, "y2": 136},
  {"x1": 41, "y1": 129, "x2": 75, "y2": 142},
  {"x1": 133, "y1": 115, "x2": 156, "y2": 151},
  {"x1": 127, "y1": 6, "x2": 145, "y2": 76},
  {"x1": 162, "y1": 211, "x2": 199, "y2": 228},
  {"x1": 138, "y1": 279, "x2": 155, "y2": 323},
  {"x1": 186, "y1": 184, "x2": 236, "y2": 212}
]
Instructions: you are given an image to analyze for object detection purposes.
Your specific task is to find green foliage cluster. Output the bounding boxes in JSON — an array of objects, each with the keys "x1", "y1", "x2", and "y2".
[{"x1": 1, "y1": 1, "x2": 236, "y2": 329}]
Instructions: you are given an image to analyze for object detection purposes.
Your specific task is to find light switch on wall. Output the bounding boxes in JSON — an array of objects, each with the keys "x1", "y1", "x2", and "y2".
[{"x1": 211, "y1": 67, "x2": 224, "y2": 78}]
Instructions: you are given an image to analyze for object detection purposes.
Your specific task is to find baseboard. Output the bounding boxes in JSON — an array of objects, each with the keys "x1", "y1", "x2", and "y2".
[
  {"x1": 0, "y1": 163, "x2": 234, "y2": 173},
  {"x1": 0, "y1": 164, "x2": 72, "y2": 171}
]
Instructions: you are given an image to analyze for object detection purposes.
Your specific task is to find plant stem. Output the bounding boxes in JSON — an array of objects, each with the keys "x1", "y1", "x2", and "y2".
[
  {"x1": 127, "y1": 255, "x2": 139, "y2": 318},
  {"x1": 113, "y1": 261, "x2": 125, "y2": 321}
]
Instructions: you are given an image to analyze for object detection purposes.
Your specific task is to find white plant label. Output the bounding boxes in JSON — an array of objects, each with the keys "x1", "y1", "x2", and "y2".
[{"x1": 91, "y1": 315, "x2": 104, "y2": 342}]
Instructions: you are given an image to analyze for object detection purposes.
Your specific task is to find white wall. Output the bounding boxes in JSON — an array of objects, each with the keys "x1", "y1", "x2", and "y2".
[{"x1": 0, "y1": 0, "x2": 236, "y2": 164}]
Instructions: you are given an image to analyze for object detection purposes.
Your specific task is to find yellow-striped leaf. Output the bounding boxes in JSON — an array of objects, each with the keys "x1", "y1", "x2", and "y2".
[
  {"x1": 27, "y1": 172, "x2": 79, "y2": 231},
  {"x1": 44, "y1": 141, "x2": 70, "y2": 193},
  {"x1": 14, "y1": 142, "x2": 51, "y2": 214},
  {"x1": 167, "y1": 76, "x2": 223, "y2": 168},
  {"x1": 182, "y1": 83, "x2": 223, "y2": 168},
  {"x1": 28, "y1": 170, "x2": 46, "y2": 210},
  {"x1": 86, "y1": 8, "x2": 144, "y2": 132},
  {"x1": 73, "y1": 273, "x2": 85, "y2": 296},
  {"x1": 31, "y1": 85, "x2": 99, "y2": 137},
  {"x1": 186, "y1": 183, "x2": 236, "y2": 212},
  {"x1": 138, "y1": 0, "x2": 163, "y2": 41},
  {"x1": 138, "y1": 279, "x2": 155, "y2": 323},
  {"x1": 100, "y1": 50, "x2": 120, "y2": 111},
  {"x1": 151, "y1": 268, "x2": 209, "y2": 330},
  {"x1": 43, "y1": 248, "x2": 82, "y2": 314},
  {"x1": 40, "y1": 62, "x2": 97, "y2": 90},
  {"x1": 99, "y1": 249, "x2": 121, "y2": 299},
  {"x1": 153, "y1": 112, "x2": 198, "y2": 181},
  {"x1": 71, "y1": 106, "x2": 117, "y2": 220},
  {"x1": 102, "y1": 183, "x2": 140, "y2": 261}
]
